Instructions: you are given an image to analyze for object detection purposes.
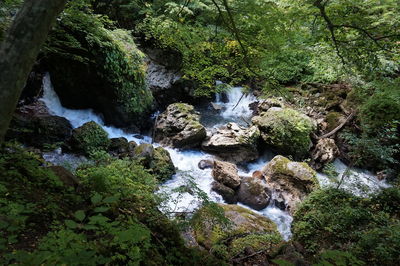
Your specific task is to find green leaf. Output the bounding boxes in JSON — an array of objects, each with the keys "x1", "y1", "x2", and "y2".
[
  {"x1": 94, "y1": 206, "x2": 109, "y2": 213},
  {"x1": 65, "y1": 219, "x2": 78, "y2": 229},
  {"x1": 74, "y1": 210, "x2": 86, "y2": 221},
  {"x1": 103, "y1": 195, "x2": 119, "y2": 203},
  {"x1": 91, "y1": 193, "x2": 102, "y2": 204}
]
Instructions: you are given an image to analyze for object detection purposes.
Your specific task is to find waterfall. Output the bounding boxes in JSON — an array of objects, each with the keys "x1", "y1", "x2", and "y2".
[{"x1": 214, "y1": 86, "x2": 257, "y2": 120}]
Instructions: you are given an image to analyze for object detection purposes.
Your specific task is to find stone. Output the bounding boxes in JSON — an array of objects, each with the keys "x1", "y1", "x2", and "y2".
[
  {"x1": 154, "y1": 103, "x2": 207, "y2": 149},
  {"x1": 150, "y1": 147, "x2": 176, "y2": 182},
  {"x1": 193, "y1": 204, "x2": 281, "y2": 250},
  {"x1": 202, "y1": 123, "x2": 260, "y2": 163},
  {"x1": 310, "y1": 138, "x2": 340, "y2": 170},
  {"x1": 237, "y1": 176, "x2": 271, "y2": 210},
  {"x1": 212, "y1": 160, "x2": 241, "y2": 189},
  {"x1": 108, "y1": 137, "x2": 129, "y2": 156},
  {"x1": 257, "y1": 98, "x2": 285, "y2": 113},
  {"x1": 134, "y1": 143, "x2": 155, "y2": 167},
  {"x1": 252, "y1": 108, "x2": 316, "y2": 159},
  {"x1": 6, "y1": 110, "x2": 72, "y2": 149},
  {"x1": 211, "y1": 181, "x2": 238, "y2": 204},
  {"x1": 198, "y1": 159, "x2": 214, "y2": 170},
  {"x1": 68, "y1": 121, "x2": 110, "y2": 155},
  {"x1": 261, "y1": 155, "x2": 319, "y2": 214}
]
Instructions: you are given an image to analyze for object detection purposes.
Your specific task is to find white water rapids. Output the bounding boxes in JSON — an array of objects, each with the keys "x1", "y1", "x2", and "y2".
[{"x1": 40, "y1": 74, "x2": 389, "y2": 241}]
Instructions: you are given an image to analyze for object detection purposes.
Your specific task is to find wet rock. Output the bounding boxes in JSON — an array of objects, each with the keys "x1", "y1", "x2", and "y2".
[
  {"x1": 198, "y1": 159, "x2": 214, "y2": 170},
  {"x1": 211, "y1": 181, "x2": 238, "y2": 204},
  {"x1": 48, "y1": 166, "x2": 79, "y2": 188},
  {"x1": 252, "y1": 108, "x2": 316, "y2": 159},
  {"x1": 193, "y1": 204, "x2": 281, "y2": 251},
  {"x1": 6, "y1": 110, "x2": 72, "y2": 149},
  {"x1": 150, "y1": 147, "x2": 176, "y2": 182},
  {"x1": 237, "y1": 176, "x2": 271, "y2": 210},
  {"x1": 212, "y1": 160, "x2": 241, "y2": 189},
  {"x1": 108, "y1": 137, "x2": 129, "y2": 156},
  {"x1": 134, "y1": 143, "x2": 155, "y2": 167},
  {"x1": 202, "y1": 123, "x2": 260, "y2": 163},
  {"x1": 261, "y1": 155, "x2": 319, "y2": 214},
  {"x1": 154, "y1": 103, "x2": 206, "y2": 149},
  {"x1": 311, "y1": 138, "x2": 340, "y2": 170},
  {"x1": 68, "y1": 121, "x2": 110, "y2": 155},
  {"x1": 210, "y1": 102, "x2": 223, "y2": 111}
]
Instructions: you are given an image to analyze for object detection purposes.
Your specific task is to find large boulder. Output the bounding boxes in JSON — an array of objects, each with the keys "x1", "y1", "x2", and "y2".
[
  {"x1": 211, "y1": 181, "x2": 238, "y2": 204},
  {"x1": 237, "y1": 176, "x2": 271, "y2": 210},
  {"x1": 68, "y1": 121, "x2": 110, "y2": 155},
  {"x1": 44, "y1": 6, "x2": 153, "y2": 129},
  {"x1": 192, "y1": 204, "x2": 282, "y2": 260},
  {"x1": 132, "y1": 144, "x2": 175, "y2": 182},
  {"x1": 154, "y1": 103, "x2": 206, "y2": 149},
  {"x1": 252, "y1": 107, "x2": 316, "y2": 159},
  {"x1": 202, "y1": 123, "x2": 260, "y2": 163},
  {"x1": 212, "y1": 160, "x2": 241, "y2": 189},
  {"x1": 261, "y1": 155, "x2": 319, "y2": 214},
  {"x1": 6, "y1": 105, "x2": 72, "y2": 149},
  {"x1": 310, "y1": 138, "x2": 340, "y2": 170}
]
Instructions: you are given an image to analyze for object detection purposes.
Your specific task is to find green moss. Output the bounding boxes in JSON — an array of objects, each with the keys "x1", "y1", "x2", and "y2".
[
  {"x1": 150, "y1": 147, "x2": 176, "y2": 182},
  {"x1": 325, "y1": 112, "x2": 343, "y2": 132},
  {"x1": 252, "y1": 108, "x2": 315, "y2": 159},
  {"x1": 71, "y1": 122, "x2": 110, "y2": 155},
  {"x1": 192, "y1": 204, "x2": 282, "y2": 259}
]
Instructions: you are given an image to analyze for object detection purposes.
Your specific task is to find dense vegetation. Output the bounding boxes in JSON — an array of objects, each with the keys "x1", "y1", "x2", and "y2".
[{"x1": 1, "y1": 0, "x2": 399, "y2": 264}]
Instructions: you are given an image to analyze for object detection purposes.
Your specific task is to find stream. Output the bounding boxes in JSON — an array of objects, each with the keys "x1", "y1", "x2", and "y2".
[{"x1": 40, "y1": 73, "x2": 389, "y2": 241}]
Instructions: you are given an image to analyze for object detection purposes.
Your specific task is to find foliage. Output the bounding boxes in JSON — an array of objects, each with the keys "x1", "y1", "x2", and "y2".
[
  {"x1": 292, "y1": 188, "x2": 400, "y2": 264},
  {"x1": 0, "y1": 143, "x2": 221, "y2": 265},
  {"x1": 0, "y1": 0, "x2": 23, "y2": 41}
]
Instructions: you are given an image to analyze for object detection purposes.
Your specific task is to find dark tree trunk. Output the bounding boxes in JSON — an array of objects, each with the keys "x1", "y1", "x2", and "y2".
[{"x1": 0, "y1": 0, "x2": 67, "y2": 145}]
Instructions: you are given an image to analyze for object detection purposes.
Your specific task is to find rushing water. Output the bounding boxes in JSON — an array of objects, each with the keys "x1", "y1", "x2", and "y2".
[{"x1": 40, "y1": 73, "x2": 388, "y2": 241}]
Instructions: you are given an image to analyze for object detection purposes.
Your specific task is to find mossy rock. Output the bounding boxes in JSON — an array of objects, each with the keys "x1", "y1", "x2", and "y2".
[
  {"x1": 44, "y1": 3, "x2": 153, "y2": 128},
  {"x1": 192, "y1": 204, "x2": 282, "y2": 258},
  {"x1": 150, "y1": 147, "x2": 176, "y2": 182},
  {"x1": 252, "y1": 108, "x2": 315, "y2": 159},
  {"x1": 69, "y1": 121, "x2": 110, "y2": 155}
]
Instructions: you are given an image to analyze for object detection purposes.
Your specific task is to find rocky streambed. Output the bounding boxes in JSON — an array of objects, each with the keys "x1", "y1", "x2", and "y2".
[{"x1": 14, "y1": 73, "x2": 390, "y2": 243}]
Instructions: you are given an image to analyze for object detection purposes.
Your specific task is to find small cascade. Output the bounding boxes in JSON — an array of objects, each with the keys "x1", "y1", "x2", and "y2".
[{"x1": 214, "y1": 86, "x2": 257, "y2": 120}]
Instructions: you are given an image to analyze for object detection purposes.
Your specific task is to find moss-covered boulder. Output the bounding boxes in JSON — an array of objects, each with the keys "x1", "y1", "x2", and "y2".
[
  {"x1": 43, "y1": 2, "x2": 153, "y2": 128},
  {"x1": 69, "y1": 121, "x2": 110, "y2": 155},
  {"x1": 150, "y1": 147, "x2": 176, "y2": 182},
  {"x1": 252, "y1": 107, "x2": 316, "y2": 159},
  {"x1": 131, "y1": 144, "x2": 175, "y2": 182},
  {"x1": 202, "y1": 123, "x2": 260, "y2": 163},
  {"x1": 192, "y1": 204, "x2": 282, "y2": 260},
  {"x1": 154, "y1": 103, "x2": 206, "y2": 149},
  {"x1": 261, "y1": 155, "x2": 319, "y2": 214}
]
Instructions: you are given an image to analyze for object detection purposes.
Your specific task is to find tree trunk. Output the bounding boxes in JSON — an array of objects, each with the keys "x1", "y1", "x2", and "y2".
[{"x1": 0, "y1": 0, "x2": 67, "y2": 145}]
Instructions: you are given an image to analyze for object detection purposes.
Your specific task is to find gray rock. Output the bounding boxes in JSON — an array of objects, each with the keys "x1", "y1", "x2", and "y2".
[
  {"x1": 237, "y1": 176, "x2": 271, "y2": 210},
  {"x1": 212, "y1": 160, "x2": 241, "y2": 189}
]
